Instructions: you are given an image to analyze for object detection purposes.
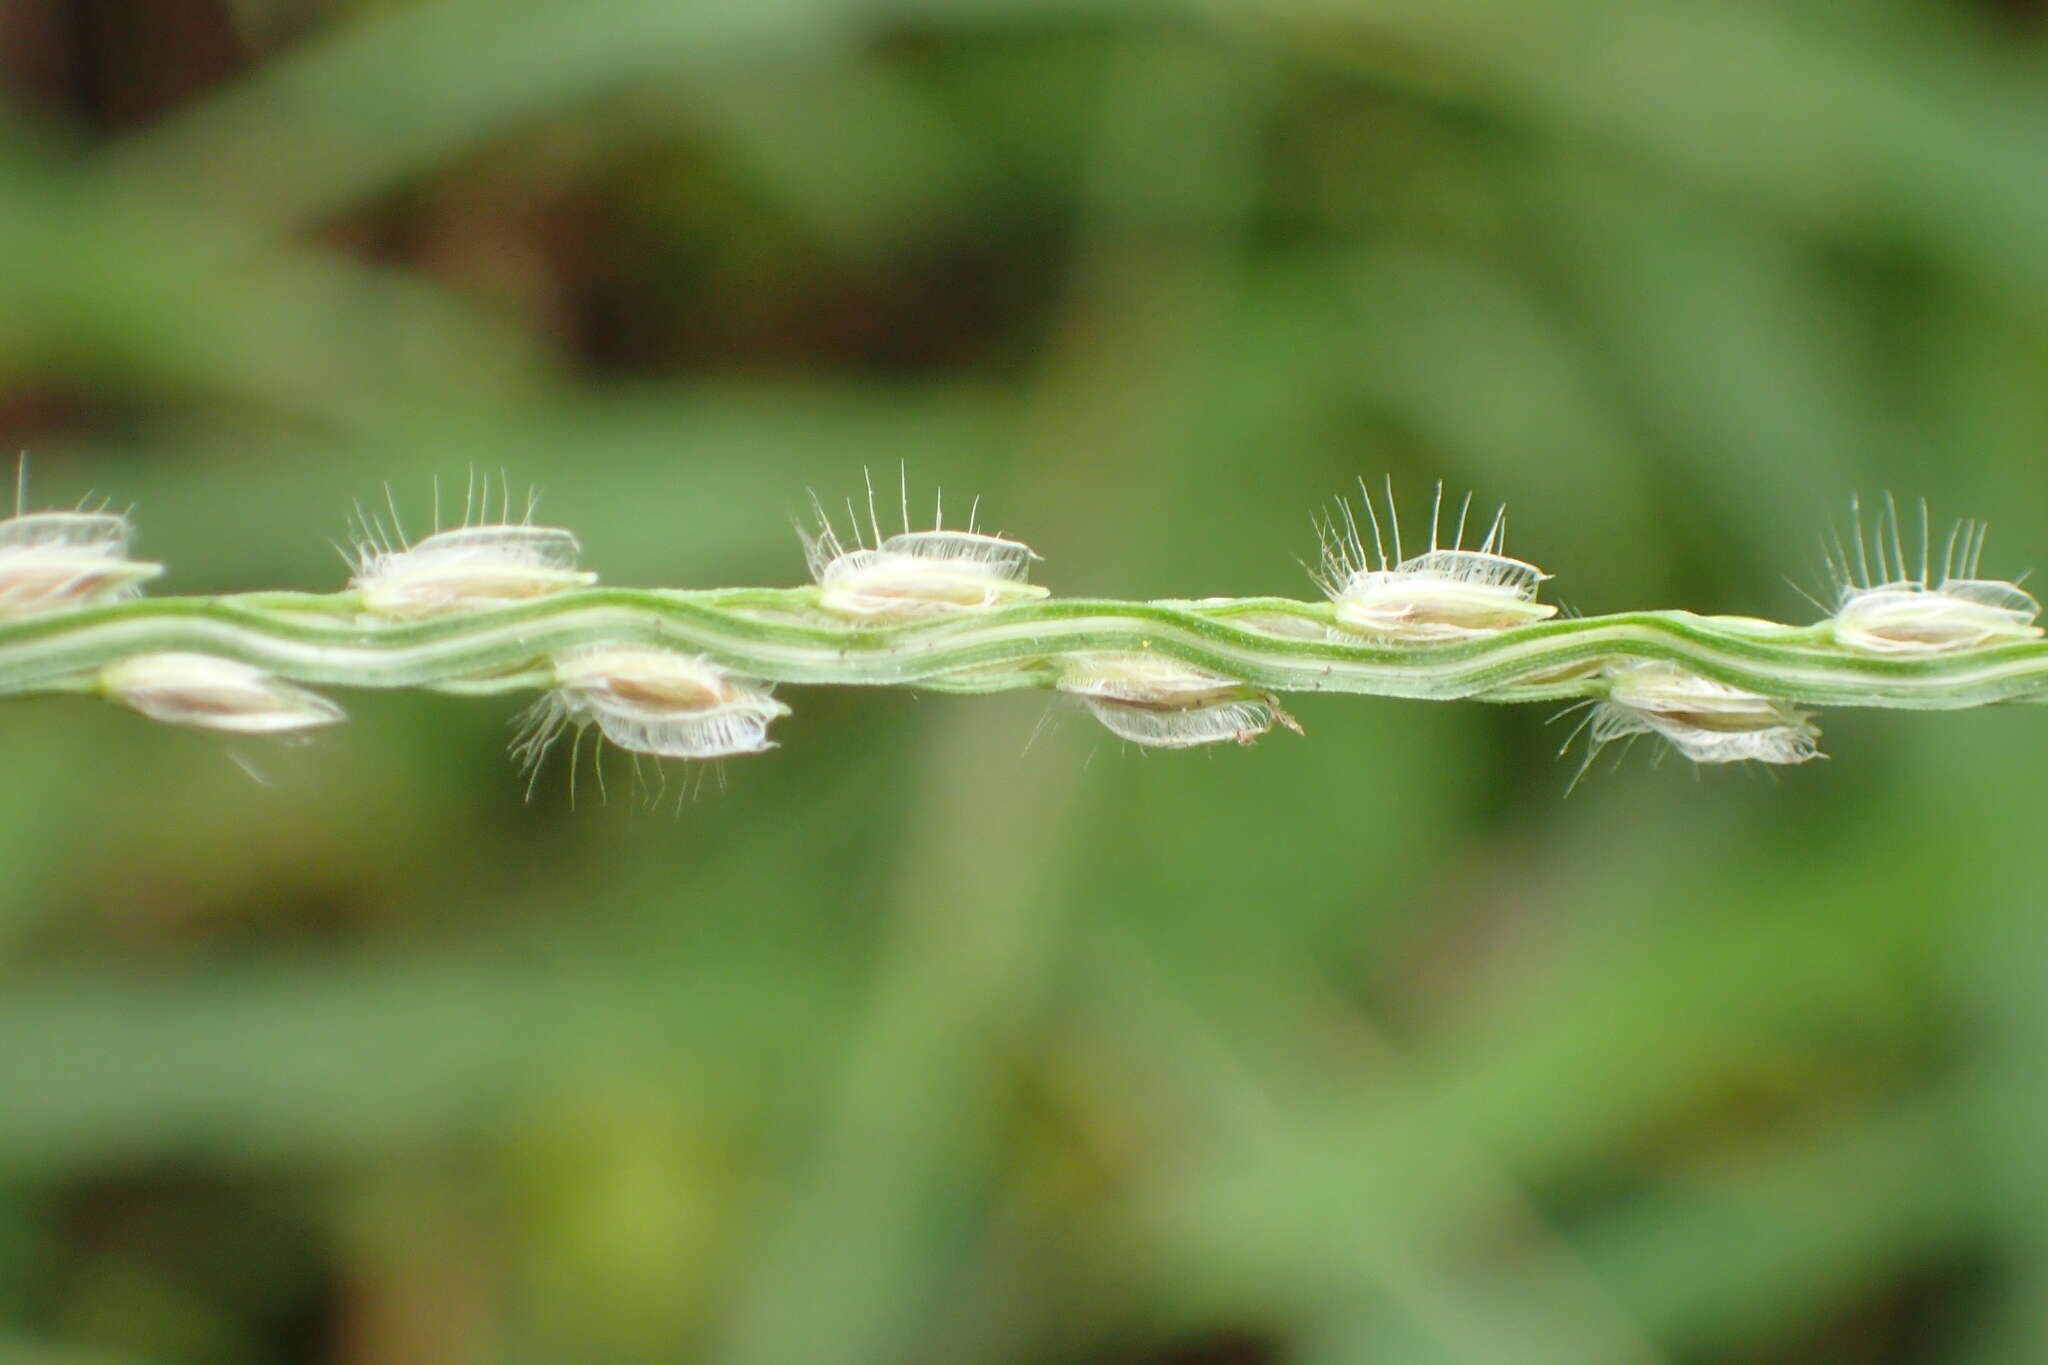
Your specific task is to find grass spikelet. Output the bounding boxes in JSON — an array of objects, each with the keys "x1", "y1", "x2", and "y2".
[
  {"x1": 1314, "y1": 478, "x2": 1556, "y2": 642},
  {"x1": 803, "y1": 468, "x2": 1048, "y2": 620}
]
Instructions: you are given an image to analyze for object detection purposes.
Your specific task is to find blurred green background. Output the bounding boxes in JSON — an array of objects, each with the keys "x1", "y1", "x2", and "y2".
[{"x1": 3, "y1": 1, "x2": 2048, "y2": 1362}]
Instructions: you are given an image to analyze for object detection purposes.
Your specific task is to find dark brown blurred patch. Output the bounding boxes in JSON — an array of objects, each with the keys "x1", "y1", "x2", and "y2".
[
  {"x1": 0, "y1": 0, "x2": 247, "y2": 132},
  {"x1": 1746, "y1": 1256, "x2": 1993, "y2": 1365},
  {"x1": 1126, "y1": 1331, "x2": 1279, "y2": 1365},
  {"x1": 43, "y1": 1166, "x2": 337, "y2": 1360}
]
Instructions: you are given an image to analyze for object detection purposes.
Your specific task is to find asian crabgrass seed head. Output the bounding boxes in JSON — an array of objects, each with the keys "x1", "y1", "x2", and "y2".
[
  {"x1": 100, "y1": 653, "x2": 344, "y2": 734},
  {"x1": 803, "y1": 469, "x2": 1047, "y2": 620},
  {"x1": 1314, "y1": 478, "x2": 1556, "y2": 641},
  {"x1": 0, "y1": 507, "x2": 162, "y2": 616},
  {"x1": 1820, "y1": 495, "x2": 2042, "y2": 654},
  {"x1": 1058, "y1": 651, "x2": 1303, "y2": 749},
  {"x1": 347, "y1": 474, "x2": 597, "y2": 619}
]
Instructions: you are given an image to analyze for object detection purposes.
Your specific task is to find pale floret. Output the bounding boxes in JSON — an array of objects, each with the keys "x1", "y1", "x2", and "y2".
[
  {"x1": 1081, "y1": 696, "x2": 1286, "y2": 749},
  {"x1": 540, "y1": 647, "x2": 787, "y2": 760},
  {"x1": 1831, "y1": 579, "x2": 2042, "y2": 655},
  {"x1": 1058, "y1": 651, "x2": 1301, "y2": 749},
  {"x1": 0, "y1": 510, "x2": 131, "y2": 553},
  {"x1": 804, "y1": 480, "x2": 1048, "y2": 620},
  {"x1": 815, "y1": 538, "x2": 1048, "y2": 619},
  {"x1": 1586, "y1": 703, "x2": 1820, "y2": 767},
  {"x1": 1660, "y1": 724, "x2": 1822, "y2": 766},
  {"x1": 1316, "y1": 482, "x2": 1556, "y2": 642},
  {"x1": 1820, "y1": 498, "x2": 2043, "y2": 654},
  {"x1": 1587, "y1": 662, "x2": 1820, "y2": 768},
  {"x1": 100, "y1": 653, "x2": 344, "y2": 734},
  {"x1": 0, "y1": 510, "x2": 162, "y2": 616},
  {"x1": 1605, "y1": 662, "x2": 1795, "y2": 731},
  {"x1": 1333, "y1": 550, "x2": 1557, "y2": 641},
  {"x1": 353, "y1": 523, "x2": 596, "y2": 619},
  {"x1": 878, "y1": 530, "x2": 1039, "y2": 577}
]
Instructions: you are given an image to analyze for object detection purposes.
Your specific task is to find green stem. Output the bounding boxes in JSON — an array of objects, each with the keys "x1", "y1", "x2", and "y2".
[{"x1": 3, "y1": 589, "x2": 2044, "y2": 711}]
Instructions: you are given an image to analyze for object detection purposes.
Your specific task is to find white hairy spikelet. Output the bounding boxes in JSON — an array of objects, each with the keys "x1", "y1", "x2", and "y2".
[
  {"x1": 515, "y1": 647, "x2": 788, "y2": 785},
  {"x1": 100, "y1": 653, "x2": 345, "y2": 733},
  {"x1": 1573, "y1": 661, "x2": 1822, "y2": 772},
  {"x1": 1314, "y1": 478, "x2": 1557, "y2": 642},
  {"x1": 1819, "y1": 495, "x2": 2042, "y2": 655},
  {"x1": 349, "y1": 473, "x2": 597, "y2": 619},
  {"x1": 1058, "y1": 651, "x2": 1303, "y2": 749},
  {"x1": 803, "y1": 469, "x2": 1048, "y2": 620},
  {"x1": 0, "y1": 507, "x2": 163, "y2": 616}
]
